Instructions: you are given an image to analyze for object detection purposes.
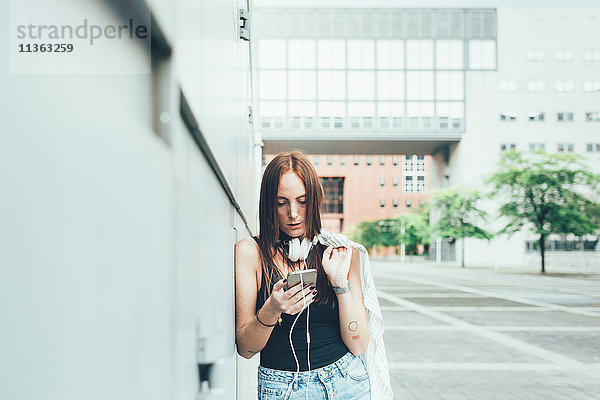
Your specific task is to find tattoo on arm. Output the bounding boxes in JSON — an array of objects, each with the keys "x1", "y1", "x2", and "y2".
[
  {"x1": 348, "y1": 321, "x2": 358, "y2": 332},
  {"x1": 352, "y1": 335, "x2": 360, "y2": 340}
]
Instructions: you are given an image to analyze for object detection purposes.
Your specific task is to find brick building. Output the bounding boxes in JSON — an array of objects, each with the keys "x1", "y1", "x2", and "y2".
[{"x1": 265, "y1": 154, "x2": 430, "y2": 233}]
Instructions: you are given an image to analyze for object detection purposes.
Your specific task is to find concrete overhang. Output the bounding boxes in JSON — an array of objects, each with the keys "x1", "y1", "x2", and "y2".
[{"x1": 261, "y1": 132, "x2": 461, "y2": 155}]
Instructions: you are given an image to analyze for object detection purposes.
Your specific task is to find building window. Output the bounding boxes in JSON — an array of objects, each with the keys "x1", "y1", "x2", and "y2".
[
  {"x1": 291, "y1": 116, "x2": 301, "y2": 129},
  {"x1": 379, "y1": 177, "x2": 386, "y2": 187},
  {"x1": 500, "y1": 112, "x2": 517, "y2": 121},
  {"x1": 327, "y1": 156, "x2": 333, "y2": 166},
  {"x1": 340, "y1": 156, "x2": 346, "y2": 166},
  {"x1": 586, "y1": 143, "x2": 600, "y2": 153},
  {"x1": 305, "y1": 117, "x2": 314, "y2": 129},
  {"x1": 321, "y1": 177, "x2": 344, "y2": 214},
  {"x1": 393, "y1": 177, "x2": 399, "y2": 186},
  {"x1": 404, "y1": 176, "x2": 414, "y2": 193},
  {"x1": 528, "y1": 112, "x2": 545, "y2": 122},
  {"x1": 526, "y1": 49, "x2": 545, "y2": 61},
  {"x1": 419, "y1": 198, "x2": 425, "y2": 206},
  {"x1": 416, "y1": 156, "x2": 425, "y2": 171},
  {"x1": 436, "y1": 40, "x2": 463, "y2": 69},
  {"x1": 392, "y1": 155, "x2": 398, "y2": 166},
  {"x1": 583, "y1": 49, "x2": 600, "y2": 62},
  {"x1": 586, "y1": 112, "x2": 600, "y2": 122},
  {"x1": 379, "y1": 116, "x2": 390, "y2": 129},
  {"x1": 557, "y1": 143, "x2": 574, "y2": 153},
  {"x1": 557, "y1": 112, "x2": 574, "y2": 122},
  {"x1": 407, "y1": 71, "x2": 435, "y2": 100},
  {"x1": 555, "y1": 49, "x2": 573, "y2": 61},
  {"x1": 583, "y1": 80, "x2": 600, "y2": 92},
  {"x1": 416, "y1": 176, "x2": 426, "y2": 192},
  {"x1": 393, "y1": 198, "x2": 399, "y2": 208},
  {"x1": 501, "y1": 143, "x2": 517, "y2": 151},
  {"x1": 404, "y1": 156, "x2": 414, "y2": 171},
  {"x1": 468, "y1": 40, "x2": 496, "y2": 70},
  {"x1": 498, "y1": 80, "x2": 517, "y2": 92},
  {"x1": 366, "y1": 155, "x2": 372, "y2": 165},
  {"x1": 555, "y1": 80, "x2": 574, "y2": 92},
  {"x1": 274, "y1": 117, "x2": 285, "y2": 129},
  {"x1": 379, "y1": 155, "x2": 385, "y2": 166},
  {"x1": 526, "y1": 80, "x2": 545, "y2": 92},
  {"x1": 529, "y1": 143, "x2": 545, "y2": 151},
  {"x1": 439, "y1": 116, "x2": 450, "y2": 130},
  {"x1": 260, "y1": 117, "x2": 271, "y2": 129},
  {"x1": 406, "y1": 40, "x2": 434, "y2": 69},
  {"x1": 526, "y1": 239, "x2": 598, "y2": 252},
  {"x1": 436, "y1": 72, "x2": 464, "y2": 100},
  {"x1": 313, "y1": 156, "x2": 320, "y2": 165},
  {"x1": 379, "y1": 198, "x2": 386, "y2": 208},
  {"x1": 353, "y1": 155, "x2": 359, "y2": 166},
  {"x1": 406, "y1": 198, "x2": 412, "y2": 207},
  {"x1": 378, "y1": 40, "x2": 404, "y2": 69}
]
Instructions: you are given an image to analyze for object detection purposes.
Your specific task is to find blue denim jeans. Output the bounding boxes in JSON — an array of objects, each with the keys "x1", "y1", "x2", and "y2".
[{"x1": 257, "y1": 352, "x2": 370, "y2": 399}]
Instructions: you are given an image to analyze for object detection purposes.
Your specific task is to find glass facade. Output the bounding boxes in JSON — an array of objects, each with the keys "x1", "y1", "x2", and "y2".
[{"x1": 254, "y1": 9, "x2": 497, "y2": 134}]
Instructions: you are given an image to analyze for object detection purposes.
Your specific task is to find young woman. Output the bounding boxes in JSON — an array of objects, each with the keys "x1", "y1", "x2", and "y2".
[{"x1": 235, "y1": 151, "x2": 371, "y2": 399}]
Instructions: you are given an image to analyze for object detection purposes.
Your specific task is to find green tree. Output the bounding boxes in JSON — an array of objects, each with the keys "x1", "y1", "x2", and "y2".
[
  {"x1": 377, "y1": 219, "x2": 398, "y2": 248},
  {"x1": 432, "y1": 188, "x2": 492, "y2": 268},
  {"x1": 487, "y1": 150, "x2": 600, "y2": 273},
  {"x1": 351, "y1": 218, "x2": 404, "y2": 255},
  {"x1": 392, "y1": 205, "x2": 431, "y2": 255},
  {"x1": 352, "y1": 220, "x2": 380, "y2": 253}
]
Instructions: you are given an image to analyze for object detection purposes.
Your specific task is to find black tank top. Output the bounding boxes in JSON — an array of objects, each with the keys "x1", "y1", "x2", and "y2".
[{"x1": 253, "y1": 236, "x2": 348, "y2": 371}]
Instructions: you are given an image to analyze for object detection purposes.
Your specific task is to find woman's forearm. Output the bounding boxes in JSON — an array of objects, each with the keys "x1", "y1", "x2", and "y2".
[
  {"x1": 336, "y1": 290, "x2": 370, "y2": 355},
  {"x1": 236, "y1": 300, "x2": 280, "y2": 359}
]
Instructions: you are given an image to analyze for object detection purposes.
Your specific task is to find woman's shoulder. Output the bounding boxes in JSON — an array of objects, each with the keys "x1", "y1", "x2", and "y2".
[
  {"x1": 235, "y1": 237, "x2": 262, "y2": 284},
  {"x1": 235, "y1": 236, "x2": 261, "y2": 259}
]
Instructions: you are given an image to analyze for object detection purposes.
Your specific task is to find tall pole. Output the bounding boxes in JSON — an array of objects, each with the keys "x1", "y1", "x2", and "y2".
[{"x1": 400, "y1": 218, "x2": 406, "y2": 262}]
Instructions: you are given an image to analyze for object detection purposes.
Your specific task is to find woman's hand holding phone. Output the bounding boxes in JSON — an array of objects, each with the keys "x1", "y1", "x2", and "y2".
[{"x1": 265, "y1": 279, "x2": 317, "y2": 316}]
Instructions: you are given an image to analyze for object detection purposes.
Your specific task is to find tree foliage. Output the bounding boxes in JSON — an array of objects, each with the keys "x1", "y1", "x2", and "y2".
[
  {"x1": 432, "y1": 188, "x2": 492, "y2": 267},
  {"x1": 348, "y1": 206, "x2": 430, "y2": 255},
  {"x1": 392, "y1": 205, "x2": 431, "y2": 255},
  {"x1": 486, "y1": 150, "x2": 600, "y2": 273},
  {"x1": 352, "y1": 220, "x2": 380, "y2": 251}
]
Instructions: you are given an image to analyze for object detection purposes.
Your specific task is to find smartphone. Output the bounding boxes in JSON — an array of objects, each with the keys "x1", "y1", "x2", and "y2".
[{"x1": 285, "y1": 269, "x2": 317, "y2": 291}]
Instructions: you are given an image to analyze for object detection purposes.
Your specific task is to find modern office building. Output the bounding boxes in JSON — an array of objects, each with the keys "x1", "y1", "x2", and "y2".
[{"x1": 254, "y1": 4, "x2": 600, "y2": 268}]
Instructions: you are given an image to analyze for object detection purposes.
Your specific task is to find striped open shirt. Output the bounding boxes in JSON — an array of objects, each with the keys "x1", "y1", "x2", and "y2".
[{"x1": 318, "y1": 231, "x2": 394, "y2": 400}]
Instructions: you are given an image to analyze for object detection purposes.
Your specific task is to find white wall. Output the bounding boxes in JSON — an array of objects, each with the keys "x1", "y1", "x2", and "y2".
[{"x1": 0, "y1": 0, "x2": 258, "y2": 399}]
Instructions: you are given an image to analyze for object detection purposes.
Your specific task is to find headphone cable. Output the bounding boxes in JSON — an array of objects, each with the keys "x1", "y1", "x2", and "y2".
[{"x1": 288, "y1": 259, "x2": 311, "y2": 399}]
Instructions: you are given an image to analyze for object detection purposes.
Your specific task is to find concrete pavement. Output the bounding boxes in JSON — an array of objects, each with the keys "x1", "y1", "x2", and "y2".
[{"x1": 372, "y1": 261, "x2": 600, "y2": 400}]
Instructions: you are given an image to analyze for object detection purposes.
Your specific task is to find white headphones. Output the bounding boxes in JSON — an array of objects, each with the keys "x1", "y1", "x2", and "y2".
[{"x1": 287, "y1": 236, "x2": 319, "y2": 262}]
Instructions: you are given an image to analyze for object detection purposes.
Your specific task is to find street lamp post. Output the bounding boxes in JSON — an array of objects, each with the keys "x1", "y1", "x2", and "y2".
[{"x1": 400, "y1": 217, "x2": 406, "y2": 263}]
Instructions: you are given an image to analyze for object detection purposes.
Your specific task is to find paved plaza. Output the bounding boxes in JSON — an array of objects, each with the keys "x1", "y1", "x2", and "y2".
[{"x1": 372, "y1": 261, "x2": 600, "y2": 400}]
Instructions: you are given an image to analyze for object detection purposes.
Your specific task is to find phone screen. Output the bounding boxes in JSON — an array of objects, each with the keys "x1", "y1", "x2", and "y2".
[{"x1": 285, "y1": 269, "x2": 317, "y2": 290}]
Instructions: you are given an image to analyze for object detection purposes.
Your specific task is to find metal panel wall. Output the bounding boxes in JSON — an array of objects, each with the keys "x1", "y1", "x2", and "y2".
[{"x1": 0, "y1": 0, "x2": 257, "y2": 399}]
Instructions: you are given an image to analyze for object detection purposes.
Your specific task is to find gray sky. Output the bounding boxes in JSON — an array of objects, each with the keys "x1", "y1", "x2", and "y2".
[{"x1": 253, "y1": 0, "x2": 600, "y2": 8}]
